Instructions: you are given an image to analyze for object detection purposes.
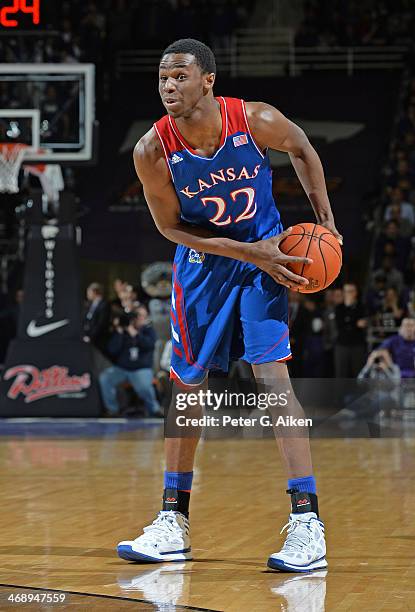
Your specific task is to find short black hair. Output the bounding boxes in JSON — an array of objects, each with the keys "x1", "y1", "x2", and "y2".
[{"x1": 161, "y1": 38, "x2": 216, "y2": 74}]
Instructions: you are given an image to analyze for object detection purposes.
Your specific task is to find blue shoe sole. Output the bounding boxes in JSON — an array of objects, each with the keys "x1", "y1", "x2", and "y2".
[
  {"x1": 117, "y1": 545, "x2": 192, "y2": 563},
  {"x1": 267, "y1": 556, "x2": 327, "y2": 573},
  {"x1": 117, "y1": 545, "x2": 163, "y2": 563}
]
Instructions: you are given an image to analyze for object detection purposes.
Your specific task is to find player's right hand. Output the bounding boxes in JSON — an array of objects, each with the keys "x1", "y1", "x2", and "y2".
[{"x1": 246, "y1": 227, "x2": 313, "y2": 290}]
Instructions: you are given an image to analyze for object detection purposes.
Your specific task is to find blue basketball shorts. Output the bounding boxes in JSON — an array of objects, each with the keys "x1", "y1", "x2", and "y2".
[{"x1": 169, "y1": 244, "x2": 291, "y2": 386}]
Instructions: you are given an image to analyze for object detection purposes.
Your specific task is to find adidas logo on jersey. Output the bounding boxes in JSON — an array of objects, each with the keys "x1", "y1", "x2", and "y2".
[{"x1": 171, "y1": 153, "x2": 183, "y2": 164}]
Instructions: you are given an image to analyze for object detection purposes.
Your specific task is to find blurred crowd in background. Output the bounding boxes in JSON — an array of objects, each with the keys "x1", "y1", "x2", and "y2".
[
  {"x1": 82, "y1": 278, "x2": 170, "y2": 416},
  {"x1": 0, "y1": 0, "x2": 254, "y2": 66},
  {"x1": 363, "y1": 65, "x2": 415, "y2": 367},
  {"x1": 295, "y1": 0, "x2": 414, "y2": 47},
  {"x1": 2, "y1": 0, "x2": 413, "y2": 72}
]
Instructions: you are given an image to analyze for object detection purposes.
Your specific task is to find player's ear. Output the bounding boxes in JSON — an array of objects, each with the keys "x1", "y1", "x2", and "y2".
[{"x1": 203, "y1": 72, "x2": 215, "y2": 94}]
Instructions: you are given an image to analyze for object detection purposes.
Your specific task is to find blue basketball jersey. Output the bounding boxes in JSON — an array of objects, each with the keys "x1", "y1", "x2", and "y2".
[
  {"x1": 154, "y1": 96, "x2": 281, "y2": 242},
  {"x1": 153, "y1": 97, "x2": 290, "y2": 386}
]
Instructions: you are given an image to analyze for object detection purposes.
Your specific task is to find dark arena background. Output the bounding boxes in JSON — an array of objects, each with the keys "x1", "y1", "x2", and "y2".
[{"x1": 1, "y1": 0, "x2": 415, "y2": 610}]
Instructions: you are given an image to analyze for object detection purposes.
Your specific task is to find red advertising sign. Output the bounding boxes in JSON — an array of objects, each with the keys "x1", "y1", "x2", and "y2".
[{"x1": 4, "y1": 365, "x2": 91, "y2": 403}]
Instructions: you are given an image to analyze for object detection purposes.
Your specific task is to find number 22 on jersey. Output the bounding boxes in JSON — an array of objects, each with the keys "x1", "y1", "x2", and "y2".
[{"x1": 201, "y1": 187, "x2": 257, "y2": 226}]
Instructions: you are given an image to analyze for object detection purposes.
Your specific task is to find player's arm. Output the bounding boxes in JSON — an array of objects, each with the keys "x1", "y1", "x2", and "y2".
[
  {"x1": 246, "y1": 102, "x2": 342, "y2": 244},
  {"x1": 133, "y1": 129, "x2": 311, "y2": 289}
]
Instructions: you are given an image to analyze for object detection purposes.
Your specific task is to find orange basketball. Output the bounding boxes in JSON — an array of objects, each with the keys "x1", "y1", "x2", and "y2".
[{"x1": 279, "y1": 222, "x2": 342, "y2": 293}]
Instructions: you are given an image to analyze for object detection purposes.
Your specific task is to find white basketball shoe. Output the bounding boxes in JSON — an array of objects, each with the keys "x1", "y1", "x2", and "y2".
[
  {"x1": 117, "y1": 511, "x2": 192, "y2": 563},
  {"x1": 267, "y1": 512, "x2": 327, "y2": 572}
]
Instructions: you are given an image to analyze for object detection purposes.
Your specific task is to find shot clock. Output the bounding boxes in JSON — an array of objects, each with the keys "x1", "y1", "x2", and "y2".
[{"x1": 0, "y1": 0, "x2": 40, "y2": 28}]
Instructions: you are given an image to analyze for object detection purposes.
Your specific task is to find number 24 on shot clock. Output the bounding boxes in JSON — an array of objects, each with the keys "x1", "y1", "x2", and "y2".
[{"x1": 0, "y1": 0, "x2": 40, "y2": 28}]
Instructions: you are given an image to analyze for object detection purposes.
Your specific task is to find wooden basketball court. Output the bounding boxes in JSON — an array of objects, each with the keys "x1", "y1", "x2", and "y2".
[{"x1": 0, "y1": 421, "x2": 414, "y2": 611}]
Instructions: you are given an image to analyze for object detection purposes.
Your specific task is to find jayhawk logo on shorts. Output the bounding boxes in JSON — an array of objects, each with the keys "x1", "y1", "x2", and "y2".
[{"x1": 188, "y1": 249, "x2": 205, "y2": 264}]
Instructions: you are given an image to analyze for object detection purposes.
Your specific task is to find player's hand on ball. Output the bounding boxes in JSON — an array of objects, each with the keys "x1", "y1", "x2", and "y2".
[{"x1": 247, "y1": 227, "x2": 313, "y2": 290}]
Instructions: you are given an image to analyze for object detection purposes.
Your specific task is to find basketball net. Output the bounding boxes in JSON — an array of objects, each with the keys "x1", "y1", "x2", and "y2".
[
  {"x1": 24, "y1": 162, "x2": 64, "y2": 203},
  {"x1": 0, "y1": 143, "x2": 29, "y2": 194},
  {"x1": 0, "y1": 143, "x2": 65, "y2": 202}
]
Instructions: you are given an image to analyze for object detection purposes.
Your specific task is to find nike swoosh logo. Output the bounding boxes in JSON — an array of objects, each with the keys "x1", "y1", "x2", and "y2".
[{"x1": 26, "y1": 319, "x2": 69, "y2": 338}]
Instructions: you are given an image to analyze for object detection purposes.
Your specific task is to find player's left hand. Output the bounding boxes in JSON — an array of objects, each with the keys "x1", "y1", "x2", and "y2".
[{"x1": 320, "y1": 220, "x2": 343, "y2": 245}]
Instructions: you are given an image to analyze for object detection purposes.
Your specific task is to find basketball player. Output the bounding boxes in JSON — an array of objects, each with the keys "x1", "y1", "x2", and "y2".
[{"x1": 118, "y1": 39, "x2": 342, "y2": 572}]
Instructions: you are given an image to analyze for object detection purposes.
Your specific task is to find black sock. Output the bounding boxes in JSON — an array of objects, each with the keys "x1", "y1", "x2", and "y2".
[
  {"x1": 287, "y1": 488, "x2": 319, "y2": 517},
  {"x1": 162, "y1": 488, "x2": 190, "y2": 517}
]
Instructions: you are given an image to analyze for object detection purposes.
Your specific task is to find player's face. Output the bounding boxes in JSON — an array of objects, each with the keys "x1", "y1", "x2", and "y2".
[{"x1": 159, "y1": 53, "x2": 214, "y2": 118}]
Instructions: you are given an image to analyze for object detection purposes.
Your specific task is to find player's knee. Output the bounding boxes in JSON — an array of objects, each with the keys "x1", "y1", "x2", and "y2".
[
  {"x1": 172, "y1": 377, "x2": 208, "y2": 394},
  {"x1": 252, "y1": 360, "x2": 290, "y2": 381}
]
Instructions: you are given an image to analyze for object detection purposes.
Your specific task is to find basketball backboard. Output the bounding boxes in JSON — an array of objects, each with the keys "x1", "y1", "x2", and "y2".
[{"x1": 0, "y1": 63, "x2": 96, "y2": 163}]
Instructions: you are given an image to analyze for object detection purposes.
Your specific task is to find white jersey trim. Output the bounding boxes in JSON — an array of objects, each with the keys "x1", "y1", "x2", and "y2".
[
  {"x1": 241, "y1": 99, "x2": 265, "y2": 160},
  {"x1": 168, "y1": 97, "x2": 229, "y2": 161}
]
